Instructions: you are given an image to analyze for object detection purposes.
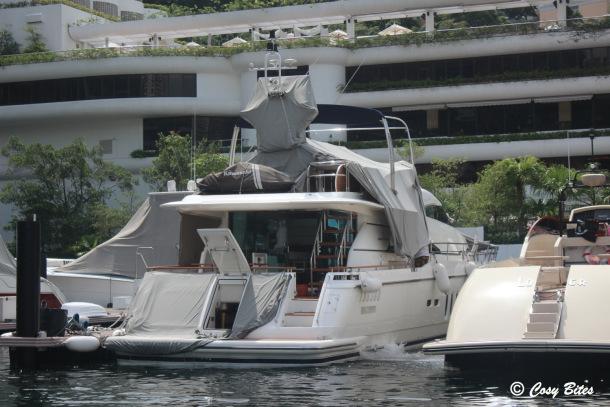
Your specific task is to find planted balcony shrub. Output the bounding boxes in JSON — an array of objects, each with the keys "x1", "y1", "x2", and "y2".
[{"x1": 0, "y1": 29, "x2": 19, "y2": 55}]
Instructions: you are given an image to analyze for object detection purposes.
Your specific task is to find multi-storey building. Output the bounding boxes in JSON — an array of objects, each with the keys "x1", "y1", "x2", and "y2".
[{"x1": 2, "y1": 0, "x2": 610, "y2": 233}]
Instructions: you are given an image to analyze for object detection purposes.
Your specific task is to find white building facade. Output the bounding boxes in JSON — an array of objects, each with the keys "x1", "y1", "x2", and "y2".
[{"x1": 2, "y1": 0, "x2": 610, "y2": 235}]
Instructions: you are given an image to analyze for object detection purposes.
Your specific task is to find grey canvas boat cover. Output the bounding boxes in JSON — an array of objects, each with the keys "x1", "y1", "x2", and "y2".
[
  {"x1": 240, "y1": 74, "x2": 429, "y2": 258},
  {"x1": 104, "y1": 271, "x2": 215, "y2": 355},
  {"x1": 104, "y1": 271, "x2": 290, "y2": 355},
  {"x1": 229, "y1": 272, "x2": 292, "y2": 339},
  {"x1": 55, "y1": 192, "x2": 190, "y2": 278},
  {"x1": 197, "y1": 162, "x2": 293, "y2": 194},
  {"x1": 0, "y1": 234, "x2": 16, "y2": 276},
  {"x1": 241, "y1": 75, "x2": 318, "y2": 153}
]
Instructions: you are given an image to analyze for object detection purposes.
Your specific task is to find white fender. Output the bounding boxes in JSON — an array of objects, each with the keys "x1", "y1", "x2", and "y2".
[
  {"x1": 360, "y1": 276, "x2": 382, "y2": 292},
  {"x1": 433, "y1": 263, "x2": 451, "y2": 294},
  {"x1": 64, "y1": 336, "x2": 100, "y2": 353},
  {"x1": 465, "y1": 261, "x2": 477, "y2": 276}
]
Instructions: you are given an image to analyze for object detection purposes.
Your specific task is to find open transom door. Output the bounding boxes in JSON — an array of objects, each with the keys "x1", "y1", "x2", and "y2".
[{"x1": 197, "y1": 228, "x2": 251, "y2": 275}]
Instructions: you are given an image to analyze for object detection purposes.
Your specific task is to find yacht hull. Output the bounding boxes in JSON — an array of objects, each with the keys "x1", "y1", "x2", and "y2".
[
  {"x1": 424, "y1": 339, "x2": 610, "y2": 369},
  {"x1": 425, "y1": 339, "x2": 610, "y2": 355}
]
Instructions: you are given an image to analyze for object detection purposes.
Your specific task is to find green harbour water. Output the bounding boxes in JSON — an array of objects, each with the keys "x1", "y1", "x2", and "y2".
[{"x1": 1, "y1": 346, "x2": 610, "y2": 406}]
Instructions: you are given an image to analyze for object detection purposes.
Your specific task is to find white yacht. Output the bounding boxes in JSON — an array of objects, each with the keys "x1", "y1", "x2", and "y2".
[
  {"x1": 103, "y1": 46, "x2": 495, "y2": 366},
  {"x1": 424, "y1": 171, "x2": 610, "y2": 367}
]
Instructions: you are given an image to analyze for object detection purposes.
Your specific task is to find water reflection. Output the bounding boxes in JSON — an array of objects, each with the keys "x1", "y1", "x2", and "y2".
[{"x1": 1, "y1": 348, "x2": 609, "y2": 406}]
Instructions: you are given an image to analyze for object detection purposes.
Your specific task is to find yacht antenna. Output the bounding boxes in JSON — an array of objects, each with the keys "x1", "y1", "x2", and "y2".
[{"x1": 248, "y1": 30, "x2": 297, "y2": 90}]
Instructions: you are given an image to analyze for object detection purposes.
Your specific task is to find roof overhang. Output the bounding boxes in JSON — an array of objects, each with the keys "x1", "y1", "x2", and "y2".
[
  {"x1": 70, "y1": 0, "x2": 546, "y2": 45},
  {"x1": 162, "y1": 192, "x2": 384, "y2": 216}
]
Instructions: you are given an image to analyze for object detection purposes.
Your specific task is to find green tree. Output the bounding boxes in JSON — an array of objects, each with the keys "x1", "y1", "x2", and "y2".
[
  {"x1": 22, "y1": 26, "x2": 48, "y2": 53},
  {"x1": 0, "y1": 137, "x2": 136, "y2": 256},
  {"x1": 419, "y1": 158, "x2": 474, "y2": 225},
  {"x1": 142, "y1": 131, "x2": 229, "y2": 191},
  {"x1": 0, "y1": 29, "x2": 19, "y2": 55},
  {"x1": 464, "y1": 157, "x2": 549, "y2": 242}
]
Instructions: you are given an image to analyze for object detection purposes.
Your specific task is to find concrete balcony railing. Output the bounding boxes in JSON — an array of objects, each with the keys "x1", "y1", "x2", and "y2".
[
  {"x1": 343, "y1": 66, "x2": 610, "y2": 93},
  {"x1": 1, "y1": 15, "x2": 610, "y2": 68},
  {"x1": 347, "y1": 129, "x2": 610, "y2": 163}
]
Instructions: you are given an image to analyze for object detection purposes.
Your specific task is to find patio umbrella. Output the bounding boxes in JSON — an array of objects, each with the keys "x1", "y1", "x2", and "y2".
[
  {"x1": 328, "y1": 29, "x2": 349, "y2": 39},
  {"x1": 378, "y1": 23, "x2": 412, "y2": 36},
  {"x1": 222, "y1": 37, "x2": 248, "y2": 47}
]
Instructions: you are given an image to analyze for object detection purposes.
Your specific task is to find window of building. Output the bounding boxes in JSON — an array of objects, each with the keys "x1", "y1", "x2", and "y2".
[
  {"x1": 344, "y1": 46, "x2": 610, "y2": 90},
  {"x1": 256, "y1": 65, "x2": 309, "y2": 78},
  {"x1": 0, "y1": 74, "x2": 196, "y2": 106},
  {"x1": 593, "y1": 94, "x2": 610, "y2": 128},
  {"x1": 99, "y1": 139, "x2": 113, "y2": 155},
  {"x1": 534, "y1": 103, "x2": 559, "y2": 131},
  {"x1": 572, "y1": 99, "x2": 593, "y2": 129},
  {"x1": 450, "y1": 108, "x2": 477, "y2": 135},
  {"x1": 92, "y1": 1, "x2": 118, "y2": 17},
  {"x1": 143, "y1": 116, "x2": 238, "y2": 151},
  {"x1": 121, "y1": 11, "x2": 144, "y2": 21}
]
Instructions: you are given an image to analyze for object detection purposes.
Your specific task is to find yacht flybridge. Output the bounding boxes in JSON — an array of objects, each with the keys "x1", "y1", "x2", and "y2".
[
  {"x1": 104, "y1": 43, "x2": 496, "y2": 366},
  {"x1": 424, "y1": 170, "x2": 610, "y2": 368}
]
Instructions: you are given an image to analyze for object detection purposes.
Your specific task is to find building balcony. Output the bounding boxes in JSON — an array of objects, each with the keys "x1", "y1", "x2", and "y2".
[
  {"x1": 342, "y1": 66, "x2": 610, "y2": 94},
  {"x1": 337, "y1": 75, "x2": 610, "y2": 109},
  {"x1": 348, "y1": 129, "x2": 610, "y2": 163},
  {"x1": 2, "y1": 17, "x2": 610, "y2": 69}
]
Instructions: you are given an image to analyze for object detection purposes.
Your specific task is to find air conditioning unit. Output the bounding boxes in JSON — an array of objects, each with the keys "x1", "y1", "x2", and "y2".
[{"x1": 25, "y1": 13, "x2": 43, "y2": 23}]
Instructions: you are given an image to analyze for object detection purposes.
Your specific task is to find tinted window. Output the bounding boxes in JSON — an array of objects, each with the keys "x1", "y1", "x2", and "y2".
[
  {"x1": 0, "y1": 74, "x2": 196, "y2": 106},
  {"x1": 143, "y1": 116, "x2": 238, "y2": 151}
]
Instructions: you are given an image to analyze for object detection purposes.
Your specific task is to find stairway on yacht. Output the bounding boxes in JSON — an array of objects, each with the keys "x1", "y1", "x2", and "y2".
[
  {"x1": 524, "y1": 290, "x2": 564, "y2": 339},
  {"x1": 310, "y1": 211, "x2": 355, "y2": 274}
]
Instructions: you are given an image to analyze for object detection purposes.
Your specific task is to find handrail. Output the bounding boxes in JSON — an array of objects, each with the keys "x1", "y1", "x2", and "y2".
[
  {"x1": 381, "y1": 117, "x2": 396, "y2": 192},
  {"x1": 337, "y1": 212, "x2": 353, "y2": 266},
  {"x1": 228, "y1": 125, "x2": 240, "y2": 166},
  {"x1": 385, "y1": 115, "x2": 413, "y2": 165},
  {"x1": 309, "y1": 213, "x2": 325, "y2": 287},
  {"x1": 146, "y1": 263, "x2": 301, "y2": 273}
]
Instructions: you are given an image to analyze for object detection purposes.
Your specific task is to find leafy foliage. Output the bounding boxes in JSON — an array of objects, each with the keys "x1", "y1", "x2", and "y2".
[
  {"x1": 420, "y1": 157, "x2": 576, "y2": 244},
  {"x1": 341, "y1": 129, "x2": 607, "y2": 150},
  {"x1": 420, "y1": 158, "x2": 473, "y2": 226},
  {"x1": 142, "y1": 132, "x2": 229, "y2": 191},
  {"x1": 344, "y1": 65, "x2": 610, "y2": 93},
  {"x1": 2, "y1": 17, "x2": 609, "y2": 67},
  {"x1": 22, "y1": 26, "x2": 48, "y2": 53},
  {"x1": 0, "y1": 29, "x2": 19, "y2": 55},
  {"x1": 0, "y1": 137, "x2": 137, "y2": 256}
]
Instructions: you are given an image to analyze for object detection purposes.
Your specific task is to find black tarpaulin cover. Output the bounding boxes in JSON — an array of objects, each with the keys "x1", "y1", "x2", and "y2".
[{"x1": 197, "y1": 162, "x2": 294, "y2": 194}]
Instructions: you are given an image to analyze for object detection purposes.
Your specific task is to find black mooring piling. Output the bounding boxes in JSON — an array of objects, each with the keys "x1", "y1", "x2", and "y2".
[{"x1": 12, "y1": 217, "x2": 41, "y2": 369}]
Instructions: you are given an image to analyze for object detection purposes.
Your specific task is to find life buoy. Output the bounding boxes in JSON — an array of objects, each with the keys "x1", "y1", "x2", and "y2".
[{"x1": 583, "y1": 246, "x2": 610, "y2": 265}]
